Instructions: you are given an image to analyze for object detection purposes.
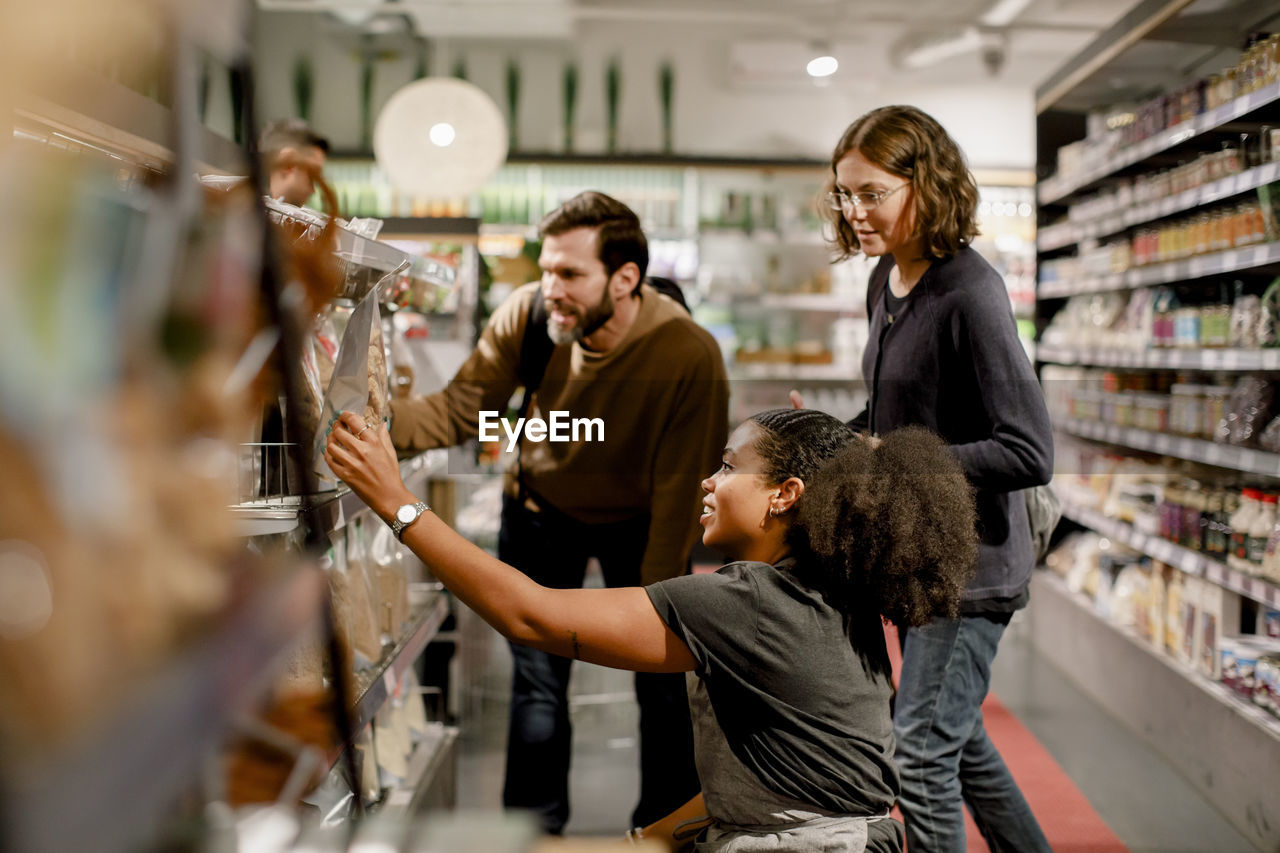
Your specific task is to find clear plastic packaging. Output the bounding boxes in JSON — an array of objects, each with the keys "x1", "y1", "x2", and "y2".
[{"x1": 1217, "y1": 376, "x2": 1275, "y2": 446}]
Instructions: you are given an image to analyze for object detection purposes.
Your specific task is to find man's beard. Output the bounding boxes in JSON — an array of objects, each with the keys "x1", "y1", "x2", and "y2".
[{"x1": 546, "y1": 287, "x2": 615, "y2": 345}]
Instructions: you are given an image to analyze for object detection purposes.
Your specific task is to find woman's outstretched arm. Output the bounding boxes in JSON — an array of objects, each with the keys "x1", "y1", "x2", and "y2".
[{"x1": 324, "y1": 411, "x2": 697, "y2": 674}]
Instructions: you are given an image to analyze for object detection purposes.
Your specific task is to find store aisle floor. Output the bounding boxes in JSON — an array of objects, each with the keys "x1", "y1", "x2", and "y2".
[{"x1": 452, "y1": 599, "x2": 1258, "y2": 850}]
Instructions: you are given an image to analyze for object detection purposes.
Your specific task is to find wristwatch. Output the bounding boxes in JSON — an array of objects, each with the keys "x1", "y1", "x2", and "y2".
[{"x1": 390, "y1": 501, "x2": 430, "y2": 541}]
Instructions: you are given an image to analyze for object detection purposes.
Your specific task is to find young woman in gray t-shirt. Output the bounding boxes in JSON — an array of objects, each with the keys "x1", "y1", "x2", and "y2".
[{"x1": 326, "y1": 408, "x2": 976, "y2": 852}]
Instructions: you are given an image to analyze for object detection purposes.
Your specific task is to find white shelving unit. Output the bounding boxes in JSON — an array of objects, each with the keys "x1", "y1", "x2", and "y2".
[
  {"x1": 1039, "y1": 79, "x2": 1280, "y2": 205},
  {"x1": 758, "y1": 293, "x2": 865, "y2": 314},
  {"x1": 1059, "y1": 500, "x2": 1280, "y2": 609},
  {"x1": 1039, "y1": 161, "x2": 1280, "y2": 252},
  {"x1": 1038, "y1": 343, "x2": 1280, "y2": 370},
  {"x1": 1025, "y1": 570, "x2": 1280, "y2": 853},
  {"x1": 1034, "y1": 3, "x2": 1280, "y2": 848},
  {"x1": 1039, "y1": 239, "x2": 1280, "y2": 298},
  {"x1": 730, "y1": 363, "x2": 859, "y2": 382},
  {"x1": 1057, "y1": 416, "x2": 1280, "y2": 478}
]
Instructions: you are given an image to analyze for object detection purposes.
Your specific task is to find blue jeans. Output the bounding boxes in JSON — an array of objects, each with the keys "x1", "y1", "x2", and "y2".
[
  {"x1": 893, "y1": 614, "x2": 1050, "y2": 853},
  {"x1": 498, "y1": 495, "x2": 699, "y2": 834}
]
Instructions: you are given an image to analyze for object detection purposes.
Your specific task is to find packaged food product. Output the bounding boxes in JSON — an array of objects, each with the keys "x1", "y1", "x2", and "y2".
[
  {"x1": 313, "y1": 286, "x2": 385, "y2": 484},
  {"x1": 1228, "y1": 489, "x2": 1261, "y2": 572},
  {"x1": 1202, "y1": 385, "x2": 1232, "y2": 439},
  {"x1": 1217, "y1": 376, "x2": 1275, "y2": 446},
  {"x1": 1258, "y1": 277, "x2": 1280, "y2": 346},
  {"x1": 1256, "y1": 653, "x2": 1280, "y2": 717},
  {"x1": 1247, "y1": 493, "x2": 1277, "y2": 575}
]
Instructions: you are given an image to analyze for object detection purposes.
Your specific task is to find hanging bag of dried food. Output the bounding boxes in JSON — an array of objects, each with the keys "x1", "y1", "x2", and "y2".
[{"x1": 313, "y1": 284, "x2": 387, "y2": 485}]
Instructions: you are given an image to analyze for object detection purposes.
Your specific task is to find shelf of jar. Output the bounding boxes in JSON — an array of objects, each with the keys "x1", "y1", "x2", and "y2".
[
  {"x1": 1057, "y1": 416, "x2": 1280, "y2": 478},
  {"x1": 1058, "y1": 496, "x2": 1280, "y2": 609},
  {"x1": 1038, "y1": 239, "x2": 1280, "y2": 299},
  {"x1": 1037, "y1": 343, "x2": 1280, "y2": 371},
  {"x1": 1039, "y1": 79, "x2": 1280, "y2": 206},
  {"x1": 1038, "y1": 162, "x2": 1280, "y2": 253}
]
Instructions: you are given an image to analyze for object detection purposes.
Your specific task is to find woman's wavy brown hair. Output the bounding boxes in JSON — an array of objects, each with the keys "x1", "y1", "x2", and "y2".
[
  {"x1": 749, "y1": 410, "x2": 978, "y2": 627},
  {"x1": 823, "y1": 105, "x2": 980, "y2": 262}
]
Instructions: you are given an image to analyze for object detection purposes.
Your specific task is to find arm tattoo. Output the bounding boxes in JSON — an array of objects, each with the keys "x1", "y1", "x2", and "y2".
[{"x1": 569, "y1": 630, "x2": 581, "y2": 660}]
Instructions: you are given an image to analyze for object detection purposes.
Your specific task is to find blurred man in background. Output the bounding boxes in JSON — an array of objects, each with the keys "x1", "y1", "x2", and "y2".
[{"x1": 259, "y1": 119, "x2": 329, "y2": 207}]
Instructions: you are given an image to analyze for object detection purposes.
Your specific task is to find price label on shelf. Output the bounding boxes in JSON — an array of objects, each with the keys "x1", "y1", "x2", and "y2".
[
  {"x1": 1221, "y1": 350, "x2": 1241, "y2": 370},
  {"x1": 1154, "y1": 433, "x2": 1173, "y2": 454},
  {"x1": 1262, "y1": 162, "x2": 1279, "y2": 184}
]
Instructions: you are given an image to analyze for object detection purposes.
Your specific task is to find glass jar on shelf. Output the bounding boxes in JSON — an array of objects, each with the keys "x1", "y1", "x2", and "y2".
[{"x1": 1202, "y1": 385, "x2": 1233, "y2": 439}]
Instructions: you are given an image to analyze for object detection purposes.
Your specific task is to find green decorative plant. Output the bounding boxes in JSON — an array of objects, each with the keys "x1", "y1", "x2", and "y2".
[
  {"x1": 605, "y1": 58, "x2": 621, "y2": 154},
  {"x1": 452, "y1": 57, "x2": 468, "y2": 81},
  {"x1": 228, "y1": 67, "x2": 244, "y2": 144},
  {"x1": 659, "y1": 61, "x2": 675, "y2": 154},
  {"x1": 197, "y1": 54, "x2": 211, "y2": 124},
  {"x1": 292, "y1": 55, "x2": 313, "y2": 122},
  {"x1": 413, "y1": 41, "x2": 430, "y2": 80},
  {"x1": 359, "y1": 38, "x2": 376, "y2": 151},
  {"x1": 562, "y1": 61, "x2": 578, "y2": 153},
  {"x1": 506, "y1": 59, "x2": 521, "y2": 152}
]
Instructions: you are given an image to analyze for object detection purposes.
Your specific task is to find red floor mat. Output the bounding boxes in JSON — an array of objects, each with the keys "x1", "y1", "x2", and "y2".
[{"x1": 884, "y1": 623, "x2": 1128, "y2": 852}]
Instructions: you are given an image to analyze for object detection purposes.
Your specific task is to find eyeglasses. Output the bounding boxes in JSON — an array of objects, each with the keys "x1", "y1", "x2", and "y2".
[{"x1": 825, "y1": 183, "x2": 908, "y2": 212}]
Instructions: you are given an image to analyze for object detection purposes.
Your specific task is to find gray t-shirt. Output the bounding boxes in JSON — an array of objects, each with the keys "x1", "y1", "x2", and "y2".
[{"x1": 646, "y1": 559, "x2": 899, "y2": 818}]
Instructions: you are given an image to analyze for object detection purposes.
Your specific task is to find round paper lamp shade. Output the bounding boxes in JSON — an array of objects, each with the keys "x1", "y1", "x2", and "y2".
[{"x1": 373, "y1": 77, "x2": 509, "y2": 198}]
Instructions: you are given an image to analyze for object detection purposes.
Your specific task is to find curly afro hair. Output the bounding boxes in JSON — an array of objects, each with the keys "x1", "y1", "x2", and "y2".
[{"x1": 748, "y1": 411, "x2": 977, "y2": 626}]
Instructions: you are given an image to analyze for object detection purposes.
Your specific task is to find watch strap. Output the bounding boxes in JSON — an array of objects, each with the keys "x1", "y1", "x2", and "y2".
[{"x1": 390, "y1": 500, "x2": 430, "y2": 541}]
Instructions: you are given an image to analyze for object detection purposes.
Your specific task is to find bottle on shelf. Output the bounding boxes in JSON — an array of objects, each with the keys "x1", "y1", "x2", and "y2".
[
  {"x1": 1227, "y1": 487, "x2": 1261, "y2": 572},
  {"x1": 1264, "y1": 499, "x2": 1280, "y2": 582},
  {"x1": 1181, "y1": 483, "x2": 1205, "y2": 552},
  {"x1": 1204, "y1": 489, "x2": 1227, "y2": 558},
  {"x1": 1247, "y1": 492, "x2": 1277, "y2": 577}
]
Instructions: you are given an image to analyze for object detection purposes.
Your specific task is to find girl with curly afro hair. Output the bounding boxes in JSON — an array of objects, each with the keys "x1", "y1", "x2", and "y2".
[{"x1": 325, "y1": 407, "x2": 976, "y2": 852}]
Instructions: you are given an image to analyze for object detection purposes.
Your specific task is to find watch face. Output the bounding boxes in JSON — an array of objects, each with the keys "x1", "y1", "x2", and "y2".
[{"x1": 396, "y1": 504, "x2": 418, "y2": 524}]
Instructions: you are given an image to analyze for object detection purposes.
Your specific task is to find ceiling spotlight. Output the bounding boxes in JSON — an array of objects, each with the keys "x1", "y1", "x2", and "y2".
[
  {"x1": 807, "y1": 54, "x2": 838, "y2": 78},
  {"x1": 428, "y1": 122, "x2": 456, "y2": 147}
]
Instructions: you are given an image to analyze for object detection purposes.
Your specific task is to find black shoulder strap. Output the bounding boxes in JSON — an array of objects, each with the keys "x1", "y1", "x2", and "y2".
[{"x1": 517, "y1": 293, "x2": 555, "y2": 419}]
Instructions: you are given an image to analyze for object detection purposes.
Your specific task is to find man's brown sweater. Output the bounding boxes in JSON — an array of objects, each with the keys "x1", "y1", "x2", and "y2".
[{"x1": 390, "y1": 282, "x2": 729, "y2": 585}]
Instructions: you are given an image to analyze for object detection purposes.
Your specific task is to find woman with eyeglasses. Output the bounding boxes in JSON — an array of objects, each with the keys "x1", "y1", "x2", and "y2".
[{"x1": 812, "y1": 105, "x2": 1054, "y2": 853}]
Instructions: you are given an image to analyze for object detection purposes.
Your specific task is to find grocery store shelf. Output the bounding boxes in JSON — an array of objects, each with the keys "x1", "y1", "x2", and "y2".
[
  {"x1": 1037, "y1": 343, "x2": 1280, "y2": 371},
  {"x1": 16, "y1": 75, "x2": 243, "y2": 174},
  {"x1": 376, "y1": 723, "x2": 459, "y2": 817},
  {"x1": 2, "y1": 566, "x2": 327, "y2": 853},
  {"x1": 730, "y1": 363, "x2": 858, "y2": 381},
  {"x1": 231, "y1": 449, "x2": 447, "y2": 537},
  {"x1": 1039, "y1": 239, "x2": 1280, "y2": 299},
  {"x1": 1038, "y1": 161, "x2": 1280, "y2": 252},
  {"x1": 1059, "y1": 499, "x2": 1280, "y2": 609},
  {"x1": 758, "y1": 293, "x2": 864, "y2": 313},
  {"x1": 1059, "y1": 416, "x2": 1280, "y2": 478},
  {"x1": 348, "y1": 590, "x2": 451, "y2": 738},
  {"x1": 1039, "y1": 79, "x2": 1280, "y2": 205},
  {"x1": 1026, "y1": 570, "x2": 1280, "y2": 851}
]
